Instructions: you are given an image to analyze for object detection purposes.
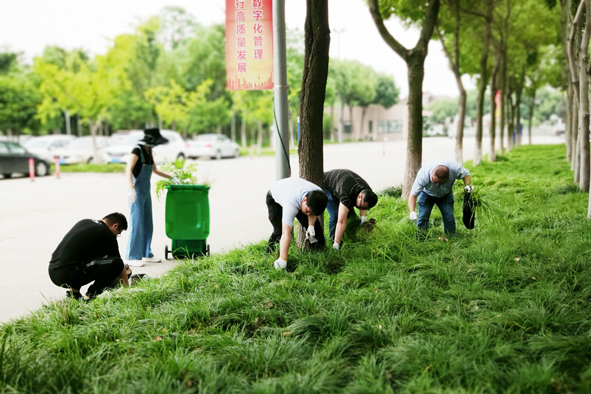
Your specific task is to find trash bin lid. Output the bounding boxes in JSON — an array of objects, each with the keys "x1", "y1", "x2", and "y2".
[{"x1": 166, "y1": 184, "x2": 210, "y2": 192}]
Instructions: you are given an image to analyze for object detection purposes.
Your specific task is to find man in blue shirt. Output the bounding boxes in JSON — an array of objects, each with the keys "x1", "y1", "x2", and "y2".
[{"x1": 408, "y1": 159, "x2": 472, "y2": 235}]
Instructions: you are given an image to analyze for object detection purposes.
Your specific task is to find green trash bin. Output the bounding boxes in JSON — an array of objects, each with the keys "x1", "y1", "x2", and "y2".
[{"x1": 164, "y1": 184, "x2": 210, "y2": 259}]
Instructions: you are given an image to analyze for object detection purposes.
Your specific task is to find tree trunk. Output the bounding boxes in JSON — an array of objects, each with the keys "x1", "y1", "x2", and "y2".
[
  {"x1": 499, "y1": 44, "x2": 507, "y2": 155},
  {"x1": 527, "y1": 89, "x2": 535, "y2": 145},
  {"x1": 572, "y1": 97, "x2": 579, "y2": 171},
  {"x1": 403, "y1": 54, "x2": 426, "y2": 198},
  {"x1": 289, "y1": 114, "x2": 295, "y2": 148},
  {"x1": 435, "y1": 3, "x2": 465, "y2": 163},
  {"x1": 473, "y1": 4, "x2": 492, "y2": 166},
  {"x1": 572, "y1": 97, "x2": 580, "y2": 174},
  {"x1": 240, "y1": 119, "x2": 247, "y2": 148},
  {"x1": 231, "y1": 109, "x2": 236, "y2": 142},
  {"x1": 298, "y1": 0, "x2": 330, "y2": 248},
  {"x1": 489, "y1": 56, "x2": 499, "y2": 162},
  {"x1": 299, "y1": 0, "x2": 329, "y2": 186},
  {"x1": 579, "y1": 0, "x2": 591, "y2": 192},
  {"x1": 360, "y1": 107, "x2": 368, "y2": 141},
  {"x1": 256, "y1": 120, "x2": 263, "y2": 154},
  {"x1": 329, "y1": 104, "x2": 335, "y2": 142},
  {"x1": 566, "y1": 84, "x2": 573, "y2": 161},
  {"x1": 89, "y1": 120, "x2": 103, "y2": 164},
  {"x1": 348, "y1": 105, "x2": 354, "y2": 141},
  {"x1": 368, "y1": 0, "x2": 440, "y2": 199},
  {"x1": 514, "y1": 68, "x2": 525, "y2": 148},
  {"x1": 456, "y1": 89, "x2": 466, "y2": 163},
  {"x1": 507, "y1": 89, "x2": 514, "y2": 153}
]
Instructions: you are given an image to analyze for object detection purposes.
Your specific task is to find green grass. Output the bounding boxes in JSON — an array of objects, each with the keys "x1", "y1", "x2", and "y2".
[
  {"x1": 51, "y1": 163, "x2": 127, "y2": 173},
  {"x1": 4, "y1": 144, "x2": 591, "y2": 393}
]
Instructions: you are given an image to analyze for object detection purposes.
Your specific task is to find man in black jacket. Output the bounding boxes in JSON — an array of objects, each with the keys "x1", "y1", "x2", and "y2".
[
  {"x1": 322, "y1": 169, "x2": 378, "y2": 249},
  {"x1": 48, "y1": 212, "x2": 129, "y2": 300}
]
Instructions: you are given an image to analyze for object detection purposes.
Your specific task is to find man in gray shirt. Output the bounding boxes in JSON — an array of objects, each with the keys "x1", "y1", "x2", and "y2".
[
  {"x1": 408, "y1": 159, "x2": 471, "y2": 235},
  {"x1": 266, "y1": 177, "x2": 328, "y2": 270}
]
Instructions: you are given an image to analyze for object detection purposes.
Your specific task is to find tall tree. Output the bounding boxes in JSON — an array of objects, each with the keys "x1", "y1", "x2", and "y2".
[
  {"x1": 35, "y1": 51, "x2": 127, "y2": 163},
  {"x1": 435, "y1": 0, "x2": 468, "y2": 163},
  {"x1": 298, "y1": 0, "x2": 330, "y2": 249},
  {"x1": 463, "y1": 0, "x2": 494, "y2": 165},
  {"x1": 369, "y1": 0, "x2": 440, "y2": 198},
  {"x1": 298, "y1": 0, "x2": 330, "y2": 188}
]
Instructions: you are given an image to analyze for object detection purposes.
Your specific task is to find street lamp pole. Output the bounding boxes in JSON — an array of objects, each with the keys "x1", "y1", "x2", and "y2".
[{"x1": 272, "y1": 0, "x2": 290, "y2": 180}]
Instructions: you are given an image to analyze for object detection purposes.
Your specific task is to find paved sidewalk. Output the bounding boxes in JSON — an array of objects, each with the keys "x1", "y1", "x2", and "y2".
[{"x1": 0, "y1": 136, "x2": 563, "y2": 323}]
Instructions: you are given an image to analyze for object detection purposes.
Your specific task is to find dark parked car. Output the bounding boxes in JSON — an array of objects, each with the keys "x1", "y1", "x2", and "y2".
[{"x1": 0, "y1": 141, "x2": 51, "y2": 178}]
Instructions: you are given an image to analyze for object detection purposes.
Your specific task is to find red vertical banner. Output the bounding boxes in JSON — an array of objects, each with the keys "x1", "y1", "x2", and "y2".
[{"x1": 226, "y1": 0, "x2": 274, "y2": 90}]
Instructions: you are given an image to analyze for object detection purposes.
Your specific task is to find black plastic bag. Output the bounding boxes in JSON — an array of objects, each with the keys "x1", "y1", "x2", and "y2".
[{"x1": 463, "y1": 192, "x2": 475, "y2": 229}]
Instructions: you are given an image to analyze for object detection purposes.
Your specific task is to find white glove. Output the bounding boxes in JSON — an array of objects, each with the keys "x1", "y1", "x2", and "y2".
[
  {"x1": 409, "y1": 211, "x2": 417, "y2": 221},
  {"x1": 306, "y1": 226, "x2": 317, "y2": 243},
  {"x1": 274, "y1": 258, "x2": 287, "y2": 270},
  {"x1": 333, "y1": 242, "x2": 340, "y2": 250},
  {"x1": 128, "y1": 188, "x2": 137, "y2": 204},
  {"x1": 172, "y1": 176, "x2": 180, "y2": 185},
  {"x1": 464, "y1": 185, "x2": 474, "y2": 193},
  {"x1": 360, "y1": 216, "x2": 367, "y2": 224}
]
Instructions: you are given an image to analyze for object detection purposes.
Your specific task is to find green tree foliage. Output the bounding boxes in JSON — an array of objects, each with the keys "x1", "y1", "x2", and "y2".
[
  {"x1": 145, "y1": 79, "x2": 189, "y2": 132},
  {"x1": 173, "y1": 25, "x2": 227, "y2": 98},
  {"x1": 0, "y1": 52, "x2": 19, "y2": 74},
  {"x1": 35, "y1": 49, "x2": 128, "y2": 161},
  {"x1": 0, "y1": 74, "x2": 42, "y2": 134},
  {"x1": 375, "y1": 73, "x2": 399, "y2": 108},
  {"x1": 426, "y1": 96, "x2": 459, "y2": 124}
]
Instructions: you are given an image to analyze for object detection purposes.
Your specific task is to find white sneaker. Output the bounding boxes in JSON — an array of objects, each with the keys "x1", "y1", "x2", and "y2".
[
  {"x1": 142, "y1": 257, "x2": 161, "y2": 263},
  {"x1": 126, "y1": 260, "x2": 144, "y2": 267}
]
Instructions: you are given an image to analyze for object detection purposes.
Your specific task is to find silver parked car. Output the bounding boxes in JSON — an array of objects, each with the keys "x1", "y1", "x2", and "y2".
[
  {"x1": 103, "y1": 130, "x2": 188, "y2": 164},
  {"x1": 187, "y1": 134, "x2": 240, "y2": 160},
  {"x1": 53, "y1": 136, "x2": 112, "y2": 165},
  {"x1": 23, "y1": 135, "x2": 76, "y2": 163}
]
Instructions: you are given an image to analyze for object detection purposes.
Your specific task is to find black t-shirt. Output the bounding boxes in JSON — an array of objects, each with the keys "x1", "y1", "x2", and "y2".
[
  {"x1": 49, "y1": 219, "x2": 120, "y2": 269},
  {"x1": 322, "y1": 169, "x2": 372, "y2": 211},
  {"x1": 131, "y1": 146, "x2": 154, "y2": 178}
]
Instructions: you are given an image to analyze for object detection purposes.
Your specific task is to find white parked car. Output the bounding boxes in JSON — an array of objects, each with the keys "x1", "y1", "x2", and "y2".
[
  {"x1": 53, "y1": 136, "x2": 111, "y2": 165},
  {"x1": 103, "y1": 130, "x2": 188, "y2": 164},
  {"x1": 187, "y1": 134, "x2": 240, "y2": 160},
  {"x1": 23, "y1": 135, "x2": 76, "y2": 162}
]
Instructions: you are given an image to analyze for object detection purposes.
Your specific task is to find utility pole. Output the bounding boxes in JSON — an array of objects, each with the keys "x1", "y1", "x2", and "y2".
[{"x1": 272, "y1": 0, "x2": 290, "y2": 180}]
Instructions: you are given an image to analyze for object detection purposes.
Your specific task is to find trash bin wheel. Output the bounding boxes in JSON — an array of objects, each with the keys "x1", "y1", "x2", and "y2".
[
  {"x1": 164, "y1": 245, "x2": 170, "y2": 260},
  {"x1": 206, "y1": 244, "x2": 210, "y2": 256}
]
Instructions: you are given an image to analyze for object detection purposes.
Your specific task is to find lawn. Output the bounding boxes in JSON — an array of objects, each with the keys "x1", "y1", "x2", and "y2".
[{"x1": 2, "y1": 144, "x2": 591, "y2": 393}]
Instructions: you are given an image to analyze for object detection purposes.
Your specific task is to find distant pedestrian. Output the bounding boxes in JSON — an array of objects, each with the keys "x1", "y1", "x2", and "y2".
[
  {"x1": 322, "y1": 169, "x2": 378, "y2": 249},
  {"x1": 266, "y1": 177, "x2": 328, "y2": 270},
  {"x1": 125, "y1": 128, "x2": 177, "y2": 267},
  {"x1": 408, "y1": 159, "x2": 472, "y2": 235},
  {"x1": 48, "y1": 212, "x2": 129, "y2": 300}
]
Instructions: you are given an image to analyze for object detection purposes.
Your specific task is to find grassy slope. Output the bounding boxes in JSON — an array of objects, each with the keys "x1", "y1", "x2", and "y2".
[{"x1": 3, "y1": 144, "x2": 591, "y2": 393}]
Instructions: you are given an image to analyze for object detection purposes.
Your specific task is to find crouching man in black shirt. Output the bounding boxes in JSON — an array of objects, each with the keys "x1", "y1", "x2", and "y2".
[
  {"x1": 323, "y1": 169, "x2": 378, "y2": 249},
  {"x1": 48, "y1": 212, "x2": 129, "y2": 300}
]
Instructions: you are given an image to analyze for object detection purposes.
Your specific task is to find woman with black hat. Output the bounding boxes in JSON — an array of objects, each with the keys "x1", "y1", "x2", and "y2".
[{"x1": 125, "y1": 128, "x2": 176, "y2": 267}]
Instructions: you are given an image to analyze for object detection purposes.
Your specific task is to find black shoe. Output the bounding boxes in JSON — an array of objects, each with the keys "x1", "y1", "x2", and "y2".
[{"x1": 65, "y1": 290, "x2": 83, "y2": 300}]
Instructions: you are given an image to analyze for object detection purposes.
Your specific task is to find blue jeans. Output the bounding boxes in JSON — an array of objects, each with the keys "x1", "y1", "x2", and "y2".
[
  {"x1": 323, "y1": 190, "x2": 340, "y2": 241},
  {"x1": 417, "y1": 191, "x2": 456, "y2": 235}
]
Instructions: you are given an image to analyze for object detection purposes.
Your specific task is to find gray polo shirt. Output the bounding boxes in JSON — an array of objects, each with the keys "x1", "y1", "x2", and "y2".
[
  {"x1": 270, "y1": 177, "x2": 321, "y2": 225},
  {"x1": 410, "y1": 159, "x2": 470, "y2": 197}
]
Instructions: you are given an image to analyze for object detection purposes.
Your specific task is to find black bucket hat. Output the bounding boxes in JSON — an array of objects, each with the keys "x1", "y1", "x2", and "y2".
[{"x1": 138, "y1": 128, "x2": 168, "y2": 147}]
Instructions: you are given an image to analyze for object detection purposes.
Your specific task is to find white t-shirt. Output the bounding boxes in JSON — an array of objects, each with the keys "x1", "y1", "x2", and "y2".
[{"x1": 270, "y1": 177, "x2": 322, "y2": 225}]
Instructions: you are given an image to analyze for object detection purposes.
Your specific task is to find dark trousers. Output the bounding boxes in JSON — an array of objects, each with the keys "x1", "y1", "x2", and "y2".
[
  {"x1": 266, "y1": 192, "x2": 325, "y2": 252},
  {"x1": 417, "y1": 191, "x2": 456, "y2": 235},
  {"x1": 49, "y1": 256, "x2": 124, "y2": 297}
]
